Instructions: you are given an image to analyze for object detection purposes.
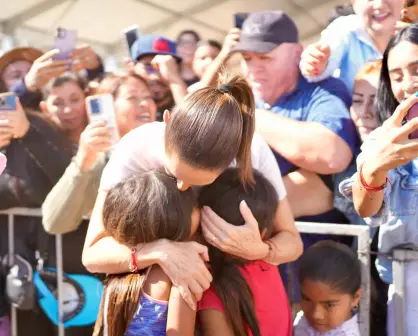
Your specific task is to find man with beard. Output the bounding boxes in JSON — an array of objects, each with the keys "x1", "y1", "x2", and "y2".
[{"x1": 131, "y1": 35, "x2": 187, "y2": 121}]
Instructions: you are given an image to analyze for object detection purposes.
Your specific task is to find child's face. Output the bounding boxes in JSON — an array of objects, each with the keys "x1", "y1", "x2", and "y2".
[
  {"x1": 353, "y1": 0, "x2": 403, "y2": 35},
  {"x1": 300, "y1": 279, "x2": 361, "y2": 333}
]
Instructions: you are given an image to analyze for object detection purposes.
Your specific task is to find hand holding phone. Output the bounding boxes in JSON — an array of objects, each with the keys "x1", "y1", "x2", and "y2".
[
  {"x1": 234, "y1": 13, "x2": 249, "y2": 29},
  {"x1": 0, "y1": 93, "x2": 17, "y2": 111},
  {"x1": 406, "y1": 103, "x2": 418, "y2": 139},
  {"x1": 53, "y1": 27, "x2": 76, "y2": 61},
  {"x1": 122, "y1": 25, "x2": 140, "y2": 61},
  {"x1": 86, "y1": 94, "x2": 119, "y2": 146},
  {"x1": 0, "y1": 94, "x2": 30, "y2": 142}
]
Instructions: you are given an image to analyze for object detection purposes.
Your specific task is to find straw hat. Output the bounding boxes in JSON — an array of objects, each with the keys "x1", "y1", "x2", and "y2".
[{"x1": 0, "y1": 47, "x2": 43, "y2": 77}]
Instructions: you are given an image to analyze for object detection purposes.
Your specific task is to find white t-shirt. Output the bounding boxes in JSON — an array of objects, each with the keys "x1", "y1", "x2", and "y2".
[
  {"x1": 293, "y1": 311, "x2": 360, "y2": 336},
  {"x1": 100, "y1": 122, "x2": 287, "y2": 200}
]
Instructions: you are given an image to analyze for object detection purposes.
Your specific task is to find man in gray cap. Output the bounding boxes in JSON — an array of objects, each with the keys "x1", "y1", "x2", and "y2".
[
  {"x1": 234, "y1": 11, "x2": 357, "y2": 221},
  {"x1": 234, "y1": 10, "x2": 358, "y2": 301}
]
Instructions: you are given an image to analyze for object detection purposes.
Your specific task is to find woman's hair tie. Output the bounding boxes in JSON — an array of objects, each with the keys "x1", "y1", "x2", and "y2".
[{"x1": 218, "y1": 83, "x2": 233, "y2": 94}]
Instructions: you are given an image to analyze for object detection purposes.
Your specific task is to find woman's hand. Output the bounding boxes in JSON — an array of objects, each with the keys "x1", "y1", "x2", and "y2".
[
  {"x1": 24, "y1": 50, "x2": 69, "y2": 92},
  {"x1": 219, "y1": 28, "x2": 241, "y2": 59},
  {"x1": 74, "y1": 120, "x2": 113, "y2": 171},
  {"x1": 364, "y1": 94, "x2": 418, "y2": 175},
  {"x1": 71, "y1": 45, "x2": 100, "y2": 71},
  {"x1": 156, "y1": 240, "x2": 212, "y2": 311},
  {"x1": 201, "y1": 201, "x2": 269, "y2": 261},
  {"x1": 0, "y1": 98, "x2": 30, "y2": 142},
  {"x1": 151, "y1": 55, "x2": 182, "y2": 84},
  {"x1": 300, "y1": 42, "x2": 330, "y2": 78}
]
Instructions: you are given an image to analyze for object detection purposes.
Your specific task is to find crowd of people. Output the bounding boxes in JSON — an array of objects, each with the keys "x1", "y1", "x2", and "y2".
[{"x1": 0, "y1": 0, "x2": 418, "y2": 335}]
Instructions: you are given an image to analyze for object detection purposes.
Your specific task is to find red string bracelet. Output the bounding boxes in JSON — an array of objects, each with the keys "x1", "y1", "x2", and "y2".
[
  {"x1": 128, "y1": 247, "x2": 139, "y2": 273},
  {"x1": 359, "y1": 163, "x2": 390, "y2": 192}
]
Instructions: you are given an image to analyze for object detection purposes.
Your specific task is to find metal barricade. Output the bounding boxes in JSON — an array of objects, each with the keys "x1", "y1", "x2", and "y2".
[
  {"x1": 295, "y1": 222, "x2": 371, "y2": 336},
  {"x1": 5, "y1": 208, "x2": 409, "y2": 336},
  {"x1": 1, "y1": 208, "x2": 65, "y2": 336},
  {"x1": 392, "y1": 249, "x2": 418, "y2": 336}
]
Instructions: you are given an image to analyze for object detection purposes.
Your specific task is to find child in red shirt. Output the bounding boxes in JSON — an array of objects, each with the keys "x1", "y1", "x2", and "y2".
[{"x1": 197, "y1": 168, "x2": 292, "y2": 336}]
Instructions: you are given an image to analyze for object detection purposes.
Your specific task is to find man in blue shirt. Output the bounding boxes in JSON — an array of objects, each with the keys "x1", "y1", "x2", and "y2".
[
  {"x1": 234, "y1": 10, "x2": 357, "y2": 222},
  {"x1": 233, "y1": 11, "x2": 358, "y2": 297}
]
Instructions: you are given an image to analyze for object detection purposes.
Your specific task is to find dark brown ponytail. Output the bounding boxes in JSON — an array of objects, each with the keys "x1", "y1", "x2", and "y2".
[
  {"x1": 165, "y1": 72, "x2": 255, "y2": 186},
  {"x1": 210, "y1": 249, "x2": 260, "y2": 336}
]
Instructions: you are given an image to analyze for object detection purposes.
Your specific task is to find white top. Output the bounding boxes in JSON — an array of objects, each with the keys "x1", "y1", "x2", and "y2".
[
  {"x1": 100, "y1": 122, "x2": 287, "y2": 200},
  {"x1": 294, "y1": 311, "x2": 360, "y2": 336}
]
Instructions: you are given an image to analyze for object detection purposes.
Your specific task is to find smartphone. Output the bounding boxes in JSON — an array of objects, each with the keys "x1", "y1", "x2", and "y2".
[
  {"x1": 53, "y1": 27, "x2": 76, "y2": 61},
  {"x1": 0, "y1": 93, "x2": 16, "y2": 111},
  {"x1": 122, "y1": 25, "x2": 140, "y2": 60},
  {"x1": 86, "y1": 94, "x2": 119, "y2": 146},
  {"x1": 234, "y1": 13, "x2": 249, "y2": 29},
  {"x1": 406, "y1": 103, "x2": 418, "y2": 139}
]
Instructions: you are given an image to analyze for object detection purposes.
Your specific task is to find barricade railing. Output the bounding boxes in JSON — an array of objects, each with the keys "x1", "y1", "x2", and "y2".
[
  {"x1": 1, "y1": 208, "x2": 65, "y2": 336},
  {"x1": 4, "y1": 208, "x2": 412, "y2": 336}
]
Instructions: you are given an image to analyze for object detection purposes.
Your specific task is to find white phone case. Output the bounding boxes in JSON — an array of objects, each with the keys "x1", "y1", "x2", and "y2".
[{"x1": 86, "y1": 94, "x2": 119, "y2": 146}]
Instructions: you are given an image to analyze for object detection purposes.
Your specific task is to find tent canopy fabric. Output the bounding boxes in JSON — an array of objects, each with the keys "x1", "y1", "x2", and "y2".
[{"x1": 0, "y1": 0, "x2": 344, "y2": 62}]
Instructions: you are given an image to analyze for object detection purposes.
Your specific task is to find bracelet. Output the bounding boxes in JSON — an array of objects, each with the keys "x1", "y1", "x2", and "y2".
[
  {"x1": 128, "y1": 247, "x2": 139, "y2": 273},
  {"x1": 263, "y1": 240, "x2": 273, "y2": 261},
  {"x1": 359, "y1": 163, "x2": 389, "y2": 192}
]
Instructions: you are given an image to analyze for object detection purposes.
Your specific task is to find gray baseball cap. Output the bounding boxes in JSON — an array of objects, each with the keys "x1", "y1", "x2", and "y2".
[{"x1": 233, "y1": 11, "x2": 299, "y2": 53}]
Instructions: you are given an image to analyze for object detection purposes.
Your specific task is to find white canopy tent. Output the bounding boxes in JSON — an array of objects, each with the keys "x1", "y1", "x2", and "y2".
[{"x1": 1, "y1": 0, "x2": 347, "y2": 70}]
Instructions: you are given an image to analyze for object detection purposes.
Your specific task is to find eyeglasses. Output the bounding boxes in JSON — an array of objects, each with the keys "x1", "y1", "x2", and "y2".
[{"x1": 136, "y1": 62, "x2": 158, "y2": 74}]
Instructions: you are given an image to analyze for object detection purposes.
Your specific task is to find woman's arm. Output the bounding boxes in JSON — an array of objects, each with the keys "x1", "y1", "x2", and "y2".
[
  {"x1": 42, "y1": 157, "x2": 105, "y2": 234},
  {"x1": 199, "y1": 310, "x2": 234, "y2": 336},
  {"x1": 166, "y1": 286, "x2": 196, "y2": 336},
  {"x1": 198, "y1": 29, "x2": 240, "y2": 88},
  {"x1": 265, "y1": 197, "x2": 303, "y2": 264},
  {"x1": 83, "y1": 190, "x2": 212, "y2": 310},
  {"x1": 352, "y1": 158, "x2": 386, "y2": 218}
]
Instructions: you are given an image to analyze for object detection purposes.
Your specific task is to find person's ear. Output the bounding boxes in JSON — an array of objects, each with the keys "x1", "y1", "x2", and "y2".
[
  {"x1": 352, "y1": 288, "x2": 363, "y2": 308},
  {"x1": 39, "y1": 101, "x2": 48, "y2": 114},
  {"x1": 163, "y1": 109, "x2": 170, "y2": 123}
]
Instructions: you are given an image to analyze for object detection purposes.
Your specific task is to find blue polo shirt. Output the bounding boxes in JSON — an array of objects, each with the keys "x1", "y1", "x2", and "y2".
[
  {"x1": 257, "y1": 74, "x2": 357, "y2": 223},
  {"x1": 257, "y1": 74, "x2": 356, "y2": 176},
  {"x1": 261, "y1": 75, "x2": 357, "y2": 300}
]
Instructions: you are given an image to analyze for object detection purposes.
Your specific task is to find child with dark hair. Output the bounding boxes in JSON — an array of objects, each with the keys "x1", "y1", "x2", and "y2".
[
  {"x1": 294, "y1": 240, "x2": 362, "y2": 335},
  {"x1": 94, "y1": 169, "x2": 200, "y2": 336},
  {"x1": 198, "y1": 168, "x2": 292, "y2": 336}
]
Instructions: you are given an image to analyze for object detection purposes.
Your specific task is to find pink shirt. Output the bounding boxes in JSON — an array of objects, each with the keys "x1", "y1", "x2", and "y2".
[
  {"x1": 100, "y1": 122, "x2": 287, "y2": 200},
  {"x1": 198, "y1": 261, "x2": 292, "y2": 336}
]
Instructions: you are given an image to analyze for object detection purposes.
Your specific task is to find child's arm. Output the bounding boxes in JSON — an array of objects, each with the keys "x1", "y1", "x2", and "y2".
[
  {"x1": 166, "y1": 286, "x2": 196, "y2": 336},
  {"x1": 198, "y1": 310, "x2": 234, "y2": 336},
  {"x1": 300, "y1": 16, "x2": 351, "y2": 82}
]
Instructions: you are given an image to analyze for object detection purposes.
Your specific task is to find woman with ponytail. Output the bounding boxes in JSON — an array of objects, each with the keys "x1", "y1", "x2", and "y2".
[
  {"x1": 83, "y1": 73, "x2": 302, "y2": 310},
  {"x1": 198, "y1": 168, "x2": 292, "y2": 336}
]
